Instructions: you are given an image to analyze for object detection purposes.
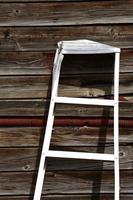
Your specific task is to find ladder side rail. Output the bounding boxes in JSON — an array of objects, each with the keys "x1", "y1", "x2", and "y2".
[
  {"x1": 33, "y1": 51, "x2": 64, "y2": 200},
  {"x1": 43, "y1": 51, "x2": 64, "y2": 153},
  {"x1": 114, "y1": 52, "x2": 120, "y2": 200},
  {"x1": 52, "y1": 48, "x2": 60, "y2": 89}
]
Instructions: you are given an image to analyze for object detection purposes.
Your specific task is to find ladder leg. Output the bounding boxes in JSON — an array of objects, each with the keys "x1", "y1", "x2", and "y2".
[
  {"x1": 52, "y1": 48, "x2": 60, "y2": 88},
  {"x1": 33, "y1": 51, "x2": 64, "y2": 200},
  {"x1": 114, "y1": 52, "x2": 120, "y2": 200}
]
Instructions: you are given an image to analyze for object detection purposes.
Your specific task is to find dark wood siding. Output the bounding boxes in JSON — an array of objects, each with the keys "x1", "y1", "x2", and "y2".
[{"x1": 0, "y1": 0, "x2": 133, "y2": 199}]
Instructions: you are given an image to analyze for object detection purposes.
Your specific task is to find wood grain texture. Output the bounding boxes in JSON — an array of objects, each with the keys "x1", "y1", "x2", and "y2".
[
  {"x1": 0, "y1": 52, "x2": 52, "y2": 75},
  {"x1": 0, "y1": 146, "x2": 132, "y2": 171},
  {"x1": 0, "y1": 195, "x2": 132, "y2": 200},
  {"x1": 0, "y1": 2, "x2": 133, "y2": 26},
  {"x1": 0, "y1": 51, "x2": 133, "y2": 75},
  {"x1": 0, "y1": 99, "x2": 132, "y2": 117},
  {"x1": 0, "y1": 126, "x2": 132, "y2": 147},
  {"x1": 0, "y1": 25, "x2": 133, "y2": 51},
  {"x1": 0, "y1": 171, "x2": 132, "y2": 195},
  {"x1": 0, "y1": 0, "x2": 89, "y2": 1},
  {"x1": 0, "y1": 0, "x2": 132, "y2": 199},
  {"x1": 0, "y1": 73, "x2": 131, "y2": 98}
]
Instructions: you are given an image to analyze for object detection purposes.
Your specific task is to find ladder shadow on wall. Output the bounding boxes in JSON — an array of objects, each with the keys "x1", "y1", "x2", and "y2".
[
  {"x1": 61, "y1": 54, "x2": 115, "y2": 199},
  {"x1": 30, "y1": 64, "x2": 53, "y2": 199}
]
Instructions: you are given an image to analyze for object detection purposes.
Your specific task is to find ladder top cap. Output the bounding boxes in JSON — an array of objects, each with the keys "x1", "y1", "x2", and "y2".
[{"x1": 58, "y1": 39, "x2": 120, "y2": 54}]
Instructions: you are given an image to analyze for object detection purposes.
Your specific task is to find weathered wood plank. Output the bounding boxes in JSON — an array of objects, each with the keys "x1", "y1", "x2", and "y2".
[
  {"x1": 0, "y1": 126, "x2": 132, "y2": 147},
  {"x1": 0, "y1": 171, "x2": 132, "y2": 195},
  {"x1": 58, "y1": 73, "x2": 133, "y2": 97},
  {"x1": 0, "y1": 76, "x2": 50, "y2": 99},
  {"x1": 0, "y1": 195, "x2": 132, "y2": 200},
  {"x1": 51, "y1": 126, "x2": 133, "y2": 146},
  {"x1": 0, "y1": 0, "x2": 91, "y2": 1},
  {"x1": 0, "y1": 195, "x2": 133, "y2": 200},
  {"x1": 0, "y1": 194, "x2": 133, "y2": 200},
  {"x1": 0, "y1": 74, "x2": 132, "y2": 98},
  {"x1": 0, "y1": 146, "x2": 132, "y2": 171},
  {"x1": 0, "y1": 52, "x2": 52, "y2": 75},
  {"x1": 0, "y1": 99, "x2": 132, "y2": 117},
  {"x1": 61, "y1": 51, "x2": 133, "y2": 74},
  {"x1": 0, "y1": 51, "x2": 132, "y2": 75},
  {"x1": 0, "y1": 2, "x2": 133, "y2": 26},
  {"x1": 0, "y1": 26, "x2": 133, "y2": 51}
]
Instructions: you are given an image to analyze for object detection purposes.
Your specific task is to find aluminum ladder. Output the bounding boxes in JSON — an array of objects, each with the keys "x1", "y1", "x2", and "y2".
[{"x1": 33, "y1": 39, "x2": 120, "y2": 200}]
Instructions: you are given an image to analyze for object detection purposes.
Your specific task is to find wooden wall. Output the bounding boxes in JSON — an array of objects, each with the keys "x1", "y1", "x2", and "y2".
[{"x1": 0, "y1": 0, "x2": 133, "y2": 199}]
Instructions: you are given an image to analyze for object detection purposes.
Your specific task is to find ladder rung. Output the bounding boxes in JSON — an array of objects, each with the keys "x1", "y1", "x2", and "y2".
[
  {"x1": 46, "y1": 150, "x2": 115, "y2": 161},
  {"x1": 55, "y1": 97, "x2": 114, "y2": 106}
]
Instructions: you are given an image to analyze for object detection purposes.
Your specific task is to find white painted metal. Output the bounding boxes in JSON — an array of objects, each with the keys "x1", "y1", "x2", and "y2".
[
  {"x1": 55, "y1": 96, "x2": 114, "y2": 106},
  {"x1": 114, "y1": 52, "x2": 120, "y2": 200},
  {"x1": 33, "y1": 40, "x2": 120, "y2": 200},
  {"x1": 58, "y1": 40, "x2": 120, "y2": 54},
  {"x1": 47, "y1": 150, "x2": 115, "y2": 161}
]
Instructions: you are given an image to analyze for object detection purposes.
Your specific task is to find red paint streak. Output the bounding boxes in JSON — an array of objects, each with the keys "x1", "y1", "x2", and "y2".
[
  {"x1": 119, "y1": 96, "x2": 129, "y2": 101},
  {"x1": 46, "y1": 53, "x2": 54, "y2": 71},
  {"x1": 0, "y1": 117, "x2": 132, "y2": 127}
]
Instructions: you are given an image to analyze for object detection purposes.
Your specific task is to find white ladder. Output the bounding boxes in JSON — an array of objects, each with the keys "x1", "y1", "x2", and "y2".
[{"x1": 33, "y1": 40, "x2": 120, "y2": 200}]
